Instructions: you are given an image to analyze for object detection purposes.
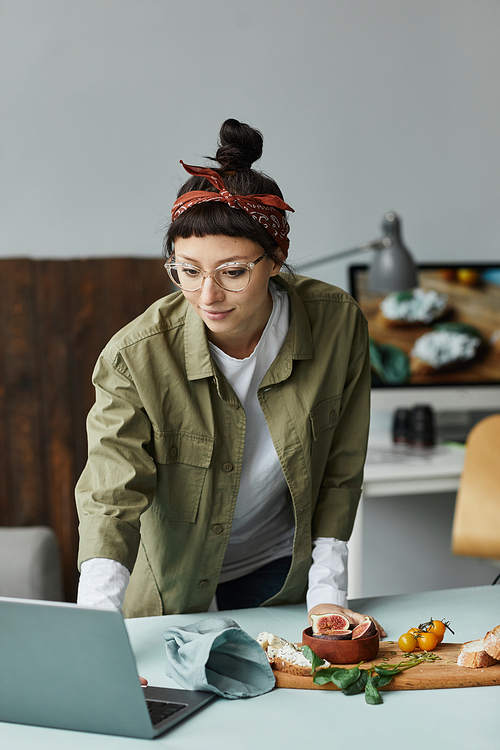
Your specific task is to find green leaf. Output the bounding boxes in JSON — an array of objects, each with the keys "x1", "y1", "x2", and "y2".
[
  {"x1": 369, "y1": 338, "x2": 411, "y2": 385},
  {"x1": 341, "y1": 669, "x2": 368, "y2": 696},
  {"x1": 300, "y1": 645, "x2": 325, "y2": 673},
  {"x1": 371, "y1": 673, "x2": 395, "y2": 688},
  {"x1": 434, "y1": 321, "x2": 484, "y2": 341},
  {"x1": 365, "y1": 677, "x2": 383, "y2": 705},
  {"x1": 394, "y1": 290, "x2": 414, "y2": 303},
  {"x1": 374, "y1": 665, "x2": 401, "y2": 677},
  {"x1": 329, "y1": 666, "x2": 361, "y2": 691},
  {"x1": 312, "y1": 667, "x2": 343, "y2": 685}
]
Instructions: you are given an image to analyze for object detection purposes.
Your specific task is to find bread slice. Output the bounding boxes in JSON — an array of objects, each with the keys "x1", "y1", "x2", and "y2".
[
  {"x1": 273, "y1": 643, "x2": 314, "y2": 676},
  {"x1": 256, "y1": 631, "x2": 290, "y2": 665},
  {"x1": 457, "y1": 639, "x2": 499, "y2": 668},
  {"x1": 483, "y1": 625, "x2": 500, "y2": 661}
]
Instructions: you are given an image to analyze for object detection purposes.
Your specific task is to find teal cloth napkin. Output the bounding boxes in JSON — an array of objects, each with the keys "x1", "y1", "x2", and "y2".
[{"x1": 163, "y1": 617, "x2": 275, "y2": 699}]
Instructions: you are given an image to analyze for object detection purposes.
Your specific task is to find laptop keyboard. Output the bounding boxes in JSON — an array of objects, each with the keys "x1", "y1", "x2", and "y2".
[{"x1": 146, "y1": 699, "x2": 186, "y2": 726}]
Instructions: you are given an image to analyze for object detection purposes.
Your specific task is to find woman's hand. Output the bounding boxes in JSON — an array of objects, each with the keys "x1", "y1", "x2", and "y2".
[
  {"x1": 139, "y1": 676, "x2": 148, "y2": 687},
  {"x1": 308, "y1": 603, "x2": 386, "y2": 638}
]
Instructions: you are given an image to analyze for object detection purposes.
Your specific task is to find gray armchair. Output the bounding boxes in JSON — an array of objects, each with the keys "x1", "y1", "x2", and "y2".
[{"x1": 0, "y1": 527, "x2": 64, "y2": 601}]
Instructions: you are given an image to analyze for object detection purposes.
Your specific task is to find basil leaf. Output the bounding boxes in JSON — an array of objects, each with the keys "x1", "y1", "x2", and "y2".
[
  {"x1": 330, "y1": 666, "x2": 360, "y2": 690},
  {"x1": 394, "y1": 291, "x2": 414, "y2": 303},
  {"x1": 369, "y1": 339, "x2": 411, "y2": 385},
  {"x1": 374, "y1": 665, "x2": 401, "y2": 677},
  {"x1": 341, "y1": 669, "x2": 368, "y2": 696},
  {"x1": 312, "y1": 667, "x2": 343, "y2": 685},
  {"x1": 371, "y1": 673, "x2": 395, "y2": 688},
  {"x1": 434, "y1": 321, "x2": 484, "y2": 342},
  {"x1": 365, "y1": 677, "x2": 383, "y2": 705},
  {"x1": 300, "y1": 645, "x2": 325, "y2": 673}
]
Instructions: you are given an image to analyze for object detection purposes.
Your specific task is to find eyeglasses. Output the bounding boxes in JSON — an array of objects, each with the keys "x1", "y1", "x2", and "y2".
[{"x1": 164, "y1": 253, "x2": 267, "y2": 292}]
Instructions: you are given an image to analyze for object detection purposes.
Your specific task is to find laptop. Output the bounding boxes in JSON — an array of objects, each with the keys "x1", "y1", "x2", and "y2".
[{"x1": 0, "y1": 596, "x2": 215, "y2": 739}]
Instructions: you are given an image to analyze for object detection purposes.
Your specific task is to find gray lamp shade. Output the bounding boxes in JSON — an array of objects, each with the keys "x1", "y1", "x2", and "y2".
[{"x1": 368, "y1": 213, "x2": 417, "y2": 292}]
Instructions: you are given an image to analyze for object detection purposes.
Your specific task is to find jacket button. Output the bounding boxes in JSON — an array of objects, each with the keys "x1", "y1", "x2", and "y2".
[
  {"x1": 222, "y1": 462, "x2": 233, "y2": 472},
  {"x1": 198, "y1": 579, "x2": 209, "y2": 587},
  {"x1": 170, "y1": 445, "x2": 178, "y2": 457},
  {"x1": 329, "y1": 410, "x2": 337, "y2": 422},
  {"x1": 212, "y1": 524, "x2": 223, "y2": 534}
]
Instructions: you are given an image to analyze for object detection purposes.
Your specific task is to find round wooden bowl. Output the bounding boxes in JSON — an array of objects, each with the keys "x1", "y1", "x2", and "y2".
[{"x1": 302, "y1": 627, "x2": 380, "y2": 664}]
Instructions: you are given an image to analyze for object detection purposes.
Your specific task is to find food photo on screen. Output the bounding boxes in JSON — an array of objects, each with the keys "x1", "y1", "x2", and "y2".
[{"x1": 349, "y1": 265, "x2": 500, "y2": 388}]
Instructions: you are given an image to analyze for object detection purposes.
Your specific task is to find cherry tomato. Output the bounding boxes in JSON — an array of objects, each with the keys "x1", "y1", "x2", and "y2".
[
  {"x1": 398, "y1": 632, "x2": 418, "y2": 653},
  {"x1": 408, "y1": 627, "x2": 421, "y2": 637},
  {"x1": 417, "y1": 631, "x2": 439, "y2": 651},
  {"x1": 427, "y1": 620, "x2": 447, "y2": 644},
  {"x1": 456, "y1": 268, "x2": 480, "y2": 286}
]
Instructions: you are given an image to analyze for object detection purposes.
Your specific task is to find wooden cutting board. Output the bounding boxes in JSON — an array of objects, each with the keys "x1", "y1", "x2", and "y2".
[{"x1": 273, "y1": 642, "x2": 500, "y2": 691}]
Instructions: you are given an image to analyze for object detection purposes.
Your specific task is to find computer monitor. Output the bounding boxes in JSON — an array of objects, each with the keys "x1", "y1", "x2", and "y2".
[{"x1": 349, "y1": 263, "x2": 500, "y2": 437}]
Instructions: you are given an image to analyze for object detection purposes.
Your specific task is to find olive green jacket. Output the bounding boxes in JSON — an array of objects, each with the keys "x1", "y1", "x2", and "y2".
[{"x1": 76, "y1": 275, "x2": 370, "y2": 618}]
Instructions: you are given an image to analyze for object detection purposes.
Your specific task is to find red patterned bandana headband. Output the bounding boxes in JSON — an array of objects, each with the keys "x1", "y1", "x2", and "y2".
[{"x1": 171, "y1": 161, "x2": 294, "y2": 255}]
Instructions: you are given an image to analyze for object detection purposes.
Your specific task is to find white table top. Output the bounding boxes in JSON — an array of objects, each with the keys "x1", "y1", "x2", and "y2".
[
  {"x1": 363, "y1": 441, "x2": 466, "y2": 496},
  {"x1": 2, "y1": 585, "x2": 498, "y2": 749}
]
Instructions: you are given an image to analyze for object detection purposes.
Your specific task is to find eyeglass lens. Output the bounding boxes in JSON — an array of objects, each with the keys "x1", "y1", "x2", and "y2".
[{"x1": 167, "y1": 264, "x2": 251, "y2": 291}]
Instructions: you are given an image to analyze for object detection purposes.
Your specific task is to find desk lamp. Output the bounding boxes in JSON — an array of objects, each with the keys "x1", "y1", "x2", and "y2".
[{"x1": 297, "y1": 212, "x2": 417, "y2": 293}]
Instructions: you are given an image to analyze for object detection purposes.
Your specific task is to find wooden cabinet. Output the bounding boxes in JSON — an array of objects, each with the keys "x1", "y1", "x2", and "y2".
[{"x1": 0, "y1": 258, "x2": 173, "y2": 601}]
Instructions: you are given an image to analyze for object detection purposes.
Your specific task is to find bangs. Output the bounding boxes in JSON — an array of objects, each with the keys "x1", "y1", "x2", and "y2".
[{"x1": 164, "y1": 202, "x2": 280, "y2": 258}]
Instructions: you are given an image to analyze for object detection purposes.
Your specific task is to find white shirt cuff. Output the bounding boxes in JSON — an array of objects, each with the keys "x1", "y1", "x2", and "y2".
[
  {"x1": 77, "y1": 558, "x2": 130, "y2": 611},
  {"x1": 306, "y1": 537, "x2": 348, "y2": 612}
]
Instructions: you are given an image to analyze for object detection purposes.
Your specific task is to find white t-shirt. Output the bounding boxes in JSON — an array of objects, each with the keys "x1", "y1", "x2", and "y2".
[
  {"x1": 78, "y1": 283, "x2": 348, "y2": 612},
  {"x1": 210, "y1": 282, "x2": 294, "y2": 582}
]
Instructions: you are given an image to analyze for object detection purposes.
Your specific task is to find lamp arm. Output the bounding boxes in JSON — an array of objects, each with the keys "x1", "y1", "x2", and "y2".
[{"x1": 297, "y1": 238, "x2": 390, "y2": 272}]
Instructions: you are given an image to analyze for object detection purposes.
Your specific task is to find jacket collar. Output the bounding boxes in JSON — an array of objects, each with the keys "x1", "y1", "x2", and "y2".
[
  {"x1": 183, "y1": 274, "x2": 314, "y2": 383},
  {"x1": 184, "y1": 303, "x2": 214, "y2": 381}
]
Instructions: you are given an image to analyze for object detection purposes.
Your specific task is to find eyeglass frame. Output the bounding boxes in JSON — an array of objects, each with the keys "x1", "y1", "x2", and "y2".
[{"x1": 164, "y1": 252, "x2": 268, "y2": 292}]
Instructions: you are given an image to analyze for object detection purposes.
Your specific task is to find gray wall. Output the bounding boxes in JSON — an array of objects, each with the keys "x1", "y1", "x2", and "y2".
[{"x1": 2, "y1": 0, "x2": 500, "y2": 291}]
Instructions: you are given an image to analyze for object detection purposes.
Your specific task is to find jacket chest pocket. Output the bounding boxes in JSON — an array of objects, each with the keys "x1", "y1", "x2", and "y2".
[
  {"x1": 151, "y1": 430, "x2": 214, "y2": 522},
  {"x1": 309, "y1": 396, "x2": 342, "y2": 443}
]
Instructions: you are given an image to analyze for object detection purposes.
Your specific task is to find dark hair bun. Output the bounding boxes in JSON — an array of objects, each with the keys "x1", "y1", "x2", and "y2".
[{"x1": 214, "y1": 118, "x2": 263, "y2": 171}]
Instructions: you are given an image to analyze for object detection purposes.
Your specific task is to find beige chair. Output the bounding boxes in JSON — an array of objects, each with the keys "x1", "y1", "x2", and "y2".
[
  {"x1": 452, "y1": 414, "x2": 500, "y2": 562},
  {"x1": 0, "y1": 527, "x2": 64, "y2": 601}
]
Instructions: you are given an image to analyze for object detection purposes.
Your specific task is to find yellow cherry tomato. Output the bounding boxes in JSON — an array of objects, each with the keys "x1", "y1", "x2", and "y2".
[
  {"x1": 408, "y1": 627, "x2": 422, "y2": 637},
  {"x1": 456, "y1": 268, "x2": 480, "y2": 286},
  {"x1": 398, "y1": 632, "x2": 418, "y2": 653},
  {"x1": 426, "y1": 619, "x2": 447, "y2": 644},
  {"x1": 417, "y1": 631, "x2": 439, "y2": 651}
]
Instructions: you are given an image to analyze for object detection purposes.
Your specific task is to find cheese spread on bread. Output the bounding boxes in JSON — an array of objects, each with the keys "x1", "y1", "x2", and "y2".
[
  {"x1": 380, "y1": 289, "x2": 448, "y2": 324},
  {"x1": 411, "y1": 329, "x2": 481, "y2": 370}
]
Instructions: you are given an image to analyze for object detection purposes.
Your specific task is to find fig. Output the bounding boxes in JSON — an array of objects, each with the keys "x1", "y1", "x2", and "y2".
[
  {"x1": 310, "y1": 613, "x2": 350, "y2": 635},
  {"x1": 351, "y1": 616, "x2": 377, "y2": 640},
  {"x1": 314, "y1": 629, "x2": 353, "y2": 641}
]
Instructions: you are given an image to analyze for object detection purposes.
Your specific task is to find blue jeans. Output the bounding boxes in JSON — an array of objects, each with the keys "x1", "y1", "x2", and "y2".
[{"x1": 215, "y1": 556, "x2": 292, "y2": 610}]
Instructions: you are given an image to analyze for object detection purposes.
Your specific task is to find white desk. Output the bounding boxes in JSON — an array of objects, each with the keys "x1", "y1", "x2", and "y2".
[
  {"x1": 363, "y1": 441, "x2": 465, "y2": 497},
  {"x1": 1, "y1": 586, "x2": 498, "y2": 749}
]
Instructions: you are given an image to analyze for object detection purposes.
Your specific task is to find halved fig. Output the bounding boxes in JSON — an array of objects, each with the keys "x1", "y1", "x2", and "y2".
[
  {"x1": 351, "y1": 616, "x2": 377, "y2": 640},
  {"x1": 314, "y1": 629, "x2": 353, "y2": 640},
  {"x1": 310, "y1": 613, "x2": 350, "y2": 634}
]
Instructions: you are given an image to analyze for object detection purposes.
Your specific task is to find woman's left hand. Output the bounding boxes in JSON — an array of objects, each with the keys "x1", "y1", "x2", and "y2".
[{"x1": 308, "y1": 603, "x2": 386, "y2": 638}]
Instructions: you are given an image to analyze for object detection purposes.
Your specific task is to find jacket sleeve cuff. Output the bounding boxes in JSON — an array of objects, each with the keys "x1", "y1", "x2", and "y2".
[
  {"x1": 77, "y1": 514, "x2": 141, "y2": 573},
  {"x1": 312, "y1": 487, "x2": 361, "y2": 541}
]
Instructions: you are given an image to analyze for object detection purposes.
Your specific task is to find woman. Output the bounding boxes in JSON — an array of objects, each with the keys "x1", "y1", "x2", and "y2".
[{"x1": 76, "y1": 118, "x2": 380, "y2": 633}]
